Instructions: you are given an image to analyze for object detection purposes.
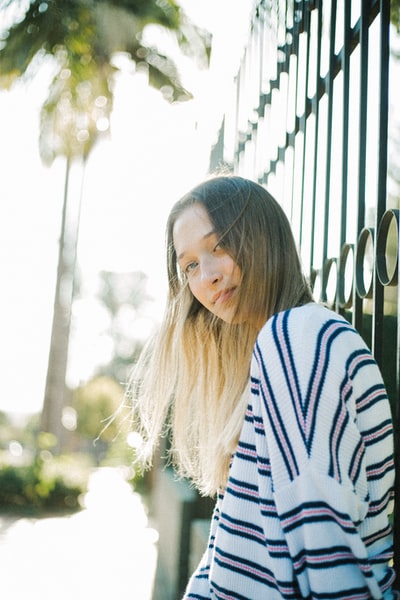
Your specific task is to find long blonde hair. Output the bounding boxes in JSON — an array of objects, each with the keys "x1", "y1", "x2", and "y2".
[{"x1": 129, "y1": 176, "x2": 313, "y2": 496}]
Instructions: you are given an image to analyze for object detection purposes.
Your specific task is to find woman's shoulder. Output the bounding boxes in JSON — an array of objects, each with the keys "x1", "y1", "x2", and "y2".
[
  {"x1": 253, "y1": 302, "x2": 374, "y2": 382},
  {"x1": 256, "y1": 302, "x2": 362, "y2": 355},
  {"x1": 259, "y1": 302, "x2": 347, "y2": 336}
]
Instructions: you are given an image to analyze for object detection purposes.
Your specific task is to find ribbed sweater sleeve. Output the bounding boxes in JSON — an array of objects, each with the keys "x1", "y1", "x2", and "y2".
[{"x1": 252, "y1": 305, "x2": 395, "y2": 598}]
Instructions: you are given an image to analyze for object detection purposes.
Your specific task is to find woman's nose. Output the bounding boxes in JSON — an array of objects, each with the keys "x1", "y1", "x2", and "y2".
[{"x1": 200, "y1": 259, "x2": 222, "y2": 285}]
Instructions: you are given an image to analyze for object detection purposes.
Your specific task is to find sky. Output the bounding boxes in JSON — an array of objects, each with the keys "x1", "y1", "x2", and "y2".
[{"x1": 0, "y1": 0, "x2": 254, "y2": 417}]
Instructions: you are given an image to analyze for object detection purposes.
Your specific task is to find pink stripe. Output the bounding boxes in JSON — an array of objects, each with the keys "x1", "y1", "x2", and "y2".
[
  {"x1": 364, "y1": 423, "x2": 392, "y2": 443},
  {"x1": 349, "y1": 442, "x2": 365, "y2": 481},
  {"x1": 216, "y1": 552, "x2": 273, "y2": 581},
  {"x1": 282, "y1": 506, "x2": 353, "y2": 529},
  {"x1": 367, "y1": 458, "x2": 393, "y2": 478},
  {"x1": 228, "y1": 480, "x2": 259, "y2": 498},
  {"x1": 307, "y1": 321, "x2": 344, "y2": 433},
  {"x1": 215, "y1": 550, "x2": 295, "y2": 594},
  {"x1": 357, "y1": 387, "x2": 385, "y2": 410},
  {"x1": 331, "y1": 404, "x2": 348, "y2": 479},
  {"x1": 238, "y1": 446, "x2": 257, "y2": 458},
  {"x1": 276, "y1": 312, "x2": 305, "y2": 429},
  {"x1": 295, "y1": 551, "x2": 371, "y2": 572},
  {"x1": 256, "y1": 346, "x2": 298, "y2": 476},
  {"x1": 365, "y1": 523, "x2": 392, "y2": 545},
  {"x1": 259, "y1": 503, "x2": 277, "y2": 515},
  {"x1": 367, "y1": 494, "x2": 393, "y2": 515},
  {"x1": 220, "y1": 516, "x2": 265, "y2": 542}
]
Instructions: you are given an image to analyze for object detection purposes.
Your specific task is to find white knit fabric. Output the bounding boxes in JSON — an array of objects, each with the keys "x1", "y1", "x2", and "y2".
[{"x1": 183, "y1": 304, "x2": 395, "y2": 599}]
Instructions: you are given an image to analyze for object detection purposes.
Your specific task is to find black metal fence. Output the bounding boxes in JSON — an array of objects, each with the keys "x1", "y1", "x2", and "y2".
[{"x1": 211, "y1": 0, "x2": 400, "y2": 582}]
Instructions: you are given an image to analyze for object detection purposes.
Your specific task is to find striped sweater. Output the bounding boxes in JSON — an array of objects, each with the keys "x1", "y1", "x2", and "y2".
[{"x1": 183, "y1": 303, "x2": 395, "y2": 599}]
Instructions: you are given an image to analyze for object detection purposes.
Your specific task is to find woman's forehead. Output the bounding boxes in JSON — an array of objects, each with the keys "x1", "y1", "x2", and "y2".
[{"x1": 173, "y1": 204, "x2": 214, "y2": 258}]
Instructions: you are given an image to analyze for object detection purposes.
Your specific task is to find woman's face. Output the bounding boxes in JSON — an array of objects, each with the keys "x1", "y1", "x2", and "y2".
[{"x1": 173, "y1": 203, "x2": 242, "y2": 324}]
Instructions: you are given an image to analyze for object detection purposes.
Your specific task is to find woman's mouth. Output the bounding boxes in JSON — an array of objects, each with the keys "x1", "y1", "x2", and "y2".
[{"x1": 212, "y1": 287, "x2": 237, "y2": 305}]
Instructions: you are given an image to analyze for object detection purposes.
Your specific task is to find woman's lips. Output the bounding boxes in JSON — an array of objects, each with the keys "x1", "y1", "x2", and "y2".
[{"x1": 212, "y1": 287, "x2": 236, "y2": 305}]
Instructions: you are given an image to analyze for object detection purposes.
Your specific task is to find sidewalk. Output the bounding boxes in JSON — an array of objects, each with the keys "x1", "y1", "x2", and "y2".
[{"x1": 0, "y1": 467, "x2": 158, "y2": 600}]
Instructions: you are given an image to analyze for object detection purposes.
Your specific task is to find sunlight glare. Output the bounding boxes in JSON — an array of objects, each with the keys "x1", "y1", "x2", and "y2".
[
  {"x1": 0, "y1": 467, "x2": 159, "y2": 599},
  {"x1": 127, "y1": 431, "x2": 143, "y2": 450}
]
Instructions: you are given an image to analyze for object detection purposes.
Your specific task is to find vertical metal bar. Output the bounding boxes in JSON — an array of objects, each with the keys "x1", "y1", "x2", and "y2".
[
  {"x1": 353, "y1": 0, "x2": 369, "y2": 333},
  {"x1": 396, "y1": 229, "x2": 400, "y2": 590},
  {"x1": 310, "y1": 0, "x2": 323, "y2": 276},
  {"x1": 321, "y1": 0, "x2": 337, "y2": 302},
  {"x1": 289, "y1": 1, "x2": 300, "y2": 224},
  {"x1": 340, "y1": 0, "x2": 350, "y2": 249},
  {"x1": 373, "y1": 0, "x2": 400, "y2": 585},
  {"x1": 299, "y1": 5, "x2": 311, "y2": 252},
  {"x1": 372, "y1": 1, "x2": 389, "y2": 364},
  {"x1": 336, "y1": 0, "x2": 351, "y2": 315}
]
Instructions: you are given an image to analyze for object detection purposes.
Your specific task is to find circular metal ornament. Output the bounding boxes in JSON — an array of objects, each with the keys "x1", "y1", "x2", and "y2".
[
  {"x1": 355, "y1": 227, "x2": 374, "y2": 299},
  {"x1": 338, "y1": 243, "x2": 354, "y2": 309},
  {"x1": 376, "y1": 208, "x2": 399, "y2": 286},
  {"x1": 322, "y1": 257, "x2": 337, "y2": 306}
]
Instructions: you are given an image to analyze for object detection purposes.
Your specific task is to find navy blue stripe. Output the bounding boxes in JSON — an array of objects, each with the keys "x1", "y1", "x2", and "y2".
[
  {"x1": 356, "y1": 383, "x2": 388, "y2": 413},
  {"x1": 214, "y1": 546, "x2": 275, "y2": 582},
  {"x1": 305, "y1": 320, "x2": 355, "y2": 452},
  {"x1": 363, "y1": 523, "x2": 393, "y2": 547},
  {"x1": 348, "y1": 437, "x2": 365, "y2": 483},
  {"x1": 235, "y1": 450, "x2": 257, "y2": 464},
  {"x1": 378, "y1": 566, "x2": 396, "y2": 589},
  {"x1": 367, "y1": 490, "x2": 395, "y2": 519},
  {"x1": 226, "y1": 476, "x2": 260, "y2": 504},
  {"x1": 364, "y1": 418, "x2": 393, "y2": 446},
  {"x1": 219, "y1": 512, "x2": 266, "y2": 546},
  {"x1": 328, "y1": 399, "x2": 350, "y2": 480},
  {"x1": 255, "y1": 339, "x2": 300, "y2": 481},
  {"x1": 212, "y1": 558, "x2": 301, "y2": 599},
  {"x1": 293, "y1": 545, "x2": 371, "y2": 576},
  {"x1": 272, "y1": 311, "x2": 307, "y2": 446},
  {"x1": 281, "y1": 501, "x2": 358, "y2": 534},
  {"x1": 210, "y1": 583, "x2": 249, "y2": 599},
  {"x1": 305, "y1": 586, "x2": 375, "y2": 600},
  {"x1": 366, "y1": 456, "x2": 394, "y2": 482},
  {"x1": 260, "y1": 502, "x2": 279, "y2": 519},
  {"x1": 237, "y1": 440, "x2": 256, "y2": 452},
  {"x1": 348, "y1": 352, "x2": 376, "y2": 379},
  {"x1": 252, "y1": 411, "x2": 266, "y2": 436}
]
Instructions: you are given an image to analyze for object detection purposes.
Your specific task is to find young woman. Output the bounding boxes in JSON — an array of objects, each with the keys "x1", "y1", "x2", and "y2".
[{"x1": 130, "y1": 176, "x2": 395, "y2": 598}]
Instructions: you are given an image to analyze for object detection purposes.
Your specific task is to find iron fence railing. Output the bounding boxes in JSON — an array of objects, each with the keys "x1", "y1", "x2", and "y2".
[{"x1": 210, "y1": 0, "x2": 400, "y2": 583}]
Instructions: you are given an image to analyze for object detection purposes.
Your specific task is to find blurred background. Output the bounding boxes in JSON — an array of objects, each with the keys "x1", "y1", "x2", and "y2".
[
  {"x1": 0, "y1": 0, "x2": 252, "y2": 503},
  {"x1": 0, "y1": 3, "x2": 252, "y2": 597}
]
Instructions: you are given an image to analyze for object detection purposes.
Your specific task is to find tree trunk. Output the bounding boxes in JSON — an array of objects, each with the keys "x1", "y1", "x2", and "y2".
[{"x1": 41, "y1": 156, "x2": 84, "y2": 450}]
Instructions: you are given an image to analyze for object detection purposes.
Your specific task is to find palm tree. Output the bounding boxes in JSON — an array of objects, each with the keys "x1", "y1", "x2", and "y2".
[{"x1": 0, "y1": 0, "x2": 210, "y2": 446}]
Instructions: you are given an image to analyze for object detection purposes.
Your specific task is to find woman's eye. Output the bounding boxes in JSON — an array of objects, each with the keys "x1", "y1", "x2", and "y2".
[{"x1": 185, "y1": 261, "x2": 198, "y2": 274}]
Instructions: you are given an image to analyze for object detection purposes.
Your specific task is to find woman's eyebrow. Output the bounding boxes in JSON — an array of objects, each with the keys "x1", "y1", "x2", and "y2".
[{"x1": 177, "y1": 230, "x2": 216, "y2": 261}]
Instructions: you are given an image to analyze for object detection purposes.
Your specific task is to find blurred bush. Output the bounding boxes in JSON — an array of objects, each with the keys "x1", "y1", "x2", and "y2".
[
  {"x1": 0, "y1": 379, "x2": 148, "y2": 515},
  {"x1": 0, "y1": 451, "x2": 90, "y2": 514}
]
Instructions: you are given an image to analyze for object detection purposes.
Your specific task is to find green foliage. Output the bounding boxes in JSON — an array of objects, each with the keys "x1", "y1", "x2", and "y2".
[
  {"x1": 72, "y1": 375, "x2": 125, "y2": 442},
  {"x1": 68, "y1": 374, "x2": 139, "y2": 466},
  {"x1": 98, "y1": 270, "x2": 150, "y2": 315},
  {"x1": 96, "y1": 270, "x2": 150, "y2": 383},
  {"x1": 0, "y1": 0, "x2": 211, "y2": 162},
  {"x1": 0, "y1": 451, "x2": 89, "y2": 513},
  {"x1": 69, "y1": 375, "x2": 151, "y2": 481},
  {"x1": 392, "y1": 0, "x2": 400, "y2": 34}
]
